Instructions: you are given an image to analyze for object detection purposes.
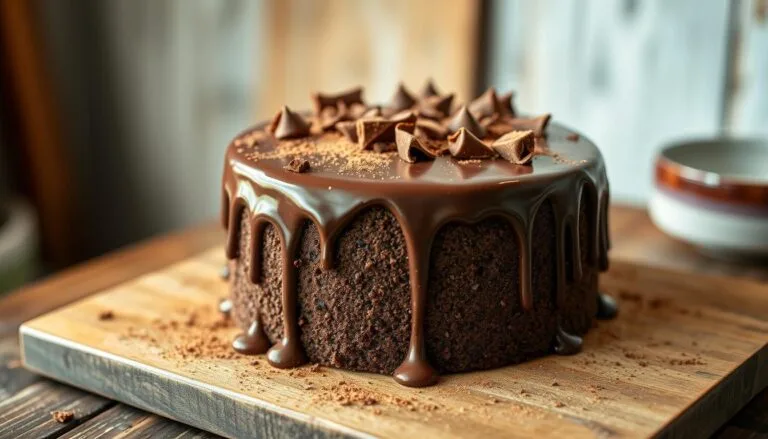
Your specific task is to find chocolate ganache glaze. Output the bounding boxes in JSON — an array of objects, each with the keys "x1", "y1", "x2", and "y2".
[{"x1": 222, "y1": 82, "x2": 614, "y2": 387}]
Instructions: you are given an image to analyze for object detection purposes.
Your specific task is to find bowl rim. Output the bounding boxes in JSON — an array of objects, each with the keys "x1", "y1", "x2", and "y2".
[
  {"x1": 655, "y1": 137, "x2": 768, "y2": 213},
  {"x1": 657, "y1": 137, "x2": 768, "y2": 188}
]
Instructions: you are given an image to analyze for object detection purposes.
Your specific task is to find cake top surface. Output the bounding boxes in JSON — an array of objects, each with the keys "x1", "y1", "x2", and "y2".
[{"x1": 226, "y1": 82, "x2": 604, "y2": 192}]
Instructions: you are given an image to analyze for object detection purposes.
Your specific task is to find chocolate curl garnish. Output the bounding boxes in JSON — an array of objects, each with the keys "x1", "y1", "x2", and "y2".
[
  {"x1": 415, "y1": 119, "x2": 448, "y2": 139},
  {"x1": 387, "y1": 82, "x2": 417, "y2": 112},
  {"x1": 269, "y1": 106, "x2": 311, "y2": 139},
  {"x1": 318, "y1": 101, "x2": 352, "y2": 131},
  {"x1": 420, "y1": 79, "x2": 441, "y2": 98},
  {"x1": 469, "y1": 88, "x2": 501, "y2": 119},
  {"x1": 389, "y1": 110, "x2": 418, "y2": 124},
  {"x1": 508, "y1": 113, "x2": 551, "y2": 137},
  {"x1": 447, "y1": 105, "x2": 486, "y2": 138},
  {"x1": 312, "y1": 87, "x2": 364, "y2": 115},
  {"x1": 419, "y1": 93, "x2": 454, "y2": 119},
  {"x1": 396, "y1": 123, "x2": 437, "y2": 163},
  {"x1": 447, "y1": 128, "x2": 496, "y2": 159},
  {"x1": 336, "y1": 121, "x2": 358, "y2": 143},
  {"x1": 491, "y1": 130, "x2": 535, "y2": 165},
  {"x1": 497, "y1": 91, "x2": 516, "y2": 116}
]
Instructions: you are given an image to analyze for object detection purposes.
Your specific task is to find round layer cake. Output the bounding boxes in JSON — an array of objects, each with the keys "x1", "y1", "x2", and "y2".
[{"x1": 221, "y1": 82, "x2": 615, "y2": 387}]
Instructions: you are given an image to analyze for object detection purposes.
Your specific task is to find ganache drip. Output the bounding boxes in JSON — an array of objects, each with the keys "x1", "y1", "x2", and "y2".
[{"x1": 221, "y1": 83, "x2": 612, "y2": 387}]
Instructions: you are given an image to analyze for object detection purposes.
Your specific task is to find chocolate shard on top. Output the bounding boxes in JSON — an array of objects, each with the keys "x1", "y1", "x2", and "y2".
[
  {"x1": 356, "y1": 118, "x2": 392, "y2": 150},
  {"x1": 497, "y1": 91, "x2": 516, "y2": 116},
  {"x1": 508, "y1": 113, "x2": 552, "y2": 137},
  {"x1": 491, "y1": 130, "x2": 535, "y2": 165},
  {"x1": 389, "y1": 110, "x2": 418, "y2": 125},
  {"x1": 318, "y1": 101, "x2": 352, "y2": 131},
  {"x1": 469, "y1": 87, "x2": 501, "y2": 119},
  {"x1": 415, "y1": 118, "x2": 449, "y2": 139},
  {"x1": 312, "y1": 87, "x2": 364, "y2": 115},
  {"x1": 420, "y1": 93, "x2": 454, "y2": 119},
  {"x1": 336, "y1": 121, "x2": 358, "y2": 143},
  {"x1": 361, "y1": 106, "x2": 383, "y2": 119},
  {"x1": 447, "y1": 128, "x2": 496, "y2": 159},
  {"x1": 420, "y1": 79, "x2": 441, "y2": 98},
  {"x1": 395, "y1": 123, "x2": 437, "y2": 163},
  {"x1": 270, "y1": 106, "x2": 311, "y2": 139},
  {"x1": 447, "y1": 105, "x2": 486, "y2": 138},
  {"x1": 387, "y1": 83, "x2": 417, "y2": 112}
]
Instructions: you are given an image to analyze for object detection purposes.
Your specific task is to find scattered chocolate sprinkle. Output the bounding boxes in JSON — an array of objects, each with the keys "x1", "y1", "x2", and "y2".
[
  {"x1": 420, "y1": 78, "x2": 441, "y2": 98},
  {"x1": 566, "y1": 133, "x2": 580, "y2": 142},
  {"x1": 269, "y1": 106, "x2": 311, "y2": 139},
  {"x1": 335, "y1": 121, "x2": 358, "y2": 143},
  {"x1": 447, "y1": 105, "x2": 486, "y2": 138},
  {"x1": 312, "y1": 87, "x2": 364, "y2": 115},
  {"x1": 98, "y1": 310, "x2": 114, "y2": 321},
  {"x1": 395, "y1": 123, "x2": 437, "y2": 163},
  {"x1": 469, "y1": 87, "x2": 501, "y2": 119},
  {"x1": 448, "y1": 128, "x2": 496, "y2": 159},
  {"x1": 387, "y1": 82, "x2": 417, "y2": 112},
  {"x1": 284, "y1": 158, "x2": 311, "y2": 173},
  {"x1": 491, "y1": 130, "x2": 535, "y2": 165},
  {"x1": 551, "y1": 381, "x2": 560, "y2": 387},
  {"x1": 51, "y1": 410, "x2": 74, "y2": 423}
]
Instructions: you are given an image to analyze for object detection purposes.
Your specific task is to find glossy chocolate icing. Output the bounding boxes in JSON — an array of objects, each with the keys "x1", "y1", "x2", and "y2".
[{"x1": 222, "y1": 103, "x2": 610, "y2": 388}]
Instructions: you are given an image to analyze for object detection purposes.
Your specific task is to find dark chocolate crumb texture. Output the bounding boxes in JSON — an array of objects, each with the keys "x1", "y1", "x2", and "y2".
[{"x1": 221, "y1": 81, "x2": 615, "y2": 387}]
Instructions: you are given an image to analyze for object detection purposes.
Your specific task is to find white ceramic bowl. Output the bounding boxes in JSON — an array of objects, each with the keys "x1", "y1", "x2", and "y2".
[{"x1": 649, "y1": 138, "x2": 768, "y2": 258}]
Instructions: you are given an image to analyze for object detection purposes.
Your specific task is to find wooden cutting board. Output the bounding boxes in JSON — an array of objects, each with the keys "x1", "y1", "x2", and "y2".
[{"x1": 19, "y1": 247, "x2": 768, "y2": 439}]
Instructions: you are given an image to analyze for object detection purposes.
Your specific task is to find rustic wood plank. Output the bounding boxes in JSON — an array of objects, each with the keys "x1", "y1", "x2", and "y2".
[
  {"x1": 59, "y1": 405, "x2": 218, "y2": 439},
  {"x1": 0, "y1": 380, "x2": 115, "y2": 439},
  {"x1": 0, "y1": 335, "x2": 40, "y2": 400},
  {"x1": 713, "y1": 389, "x2": 768, "y2": 439},
  {"x1": 259, "y1": 0, "x2": 481, "y2": 120},
  {"x1": 0, "y1": 222, "x2": 223, "y2": 337},
  {"x1": 19, "y1": 246, "x2": 768, "y2": 439},
  {"x1": 488, "y1": 0, "x2": 733, "y2": 202},
  {"x1": 724, "y1": 0, "x2": 768, "y2": 136}
]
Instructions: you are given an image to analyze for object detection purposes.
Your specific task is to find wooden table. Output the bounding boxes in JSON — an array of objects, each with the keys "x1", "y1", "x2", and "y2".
[{"x1": 0, "y1": 206, "x2": 766, "y2": 438}]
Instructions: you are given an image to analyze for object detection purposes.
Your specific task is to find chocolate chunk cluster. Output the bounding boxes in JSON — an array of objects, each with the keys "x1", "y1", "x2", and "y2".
[{"x1": 266, "y1": 81, "x2": 552, "y2": 166}]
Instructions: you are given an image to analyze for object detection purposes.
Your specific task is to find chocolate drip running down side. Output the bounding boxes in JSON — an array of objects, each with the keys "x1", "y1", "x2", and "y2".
[{"x1": 222, "y1": 122, "x2": 610, "y2": 387}]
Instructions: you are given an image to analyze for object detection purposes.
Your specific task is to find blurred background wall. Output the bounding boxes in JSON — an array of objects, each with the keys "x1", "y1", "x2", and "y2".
[{"x1": 0, "y1": 0, "x2": 766, "y2": 276}]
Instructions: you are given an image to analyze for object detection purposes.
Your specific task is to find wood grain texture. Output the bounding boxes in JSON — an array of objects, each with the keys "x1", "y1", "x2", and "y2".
[
  {"x1": 0, "y1": 380, "x2": 114, "y2": 439},
  {"x1": 58, "y1": 405, "x2": 216, "y2": 439},
  {"x1": 0, "y1": 223, "x2": 223, "y2": 337},
  {"x1": 258, "y1": 0, "x2": 481, "y2": 120},
  {"x1": 488, "y1": 0, "x2": 732, "y2": 202},
  {"x1": 0, "y1": 336, "x2": 40, "y2": 401},
  {"x1": 20, "y1": 245, "x2": 768, "y2": 438}
]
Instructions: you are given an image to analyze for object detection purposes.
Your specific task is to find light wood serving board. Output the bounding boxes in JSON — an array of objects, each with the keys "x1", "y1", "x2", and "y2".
[{"x1": 19, "y1": 248, "x2": 768, "y2": 439}]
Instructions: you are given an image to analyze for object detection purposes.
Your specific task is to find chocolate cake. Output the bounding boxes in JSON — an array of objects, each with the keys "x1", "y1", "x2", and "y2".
[{"x1": 221, "y1": 82, "x2": 616, "y2": 387}]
